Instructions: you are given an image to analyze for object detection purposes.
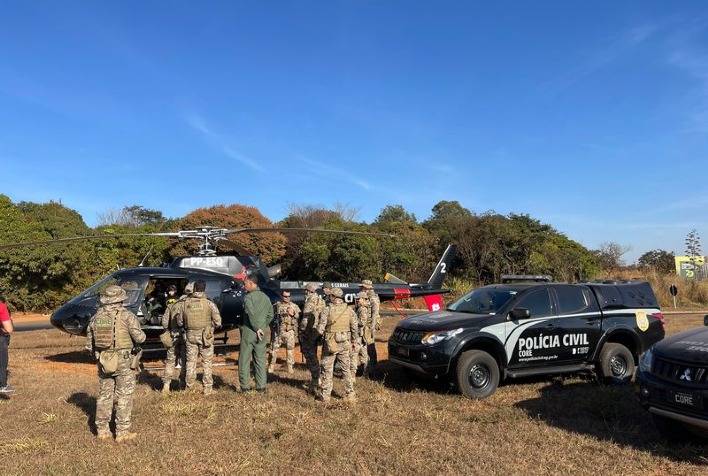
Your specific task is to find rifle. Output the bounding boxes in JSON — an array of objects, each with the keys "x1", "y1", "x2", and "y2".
[{"x1": 270, "y1": 313, "x2": 281, "y2": 346}]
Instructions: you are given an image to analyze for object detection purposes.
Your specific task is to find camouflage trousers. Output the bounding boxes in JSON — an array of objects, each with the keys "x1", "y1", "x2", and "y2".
[
  {"x1": 185, "y1": 330, "x2": 214, "y2": 390},
  {"x1": 269, "y1": 329, "x2": 296, "y2": 370},
  {"x1": 162, "y1": 335, "x2": 186, "y2": 387},
  {"x1": 95, "y1": 353, "x2": 137, "y2": 437},
  {"x1": 320, "y1": 339, "x2": 355, "y2": 400},
  {"x1": 299, "y1": 328, "x2": 320, "y2": 384},
  {"x1": 350, "y1": 333, "x2": 368, "y2": 374}
]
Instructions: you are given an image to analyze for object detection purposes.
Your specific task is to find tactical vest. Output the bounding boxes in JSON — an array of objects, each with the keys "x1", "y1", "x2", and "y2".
[
  {"x1": 167, "y1": 300, "x2": 184, "y2": 332},
  {"x1": 326, "y1": 303, "x2": 351, "y2": 333},
  {"x1": 357, "y1": 306, "x2": 371, "y2": 327},
  {"x1": 302, "y1": 295, "x2": 324, "y2": 328},
  {"x1": 93, "y1": 307, "x2": 133, "y2": 350},
  {"x1": 277, "y1": 302, "x2": 297, "y2": 331},
  {"x1": 184, "y1": 296, "x2": 210, "y2": 330}
]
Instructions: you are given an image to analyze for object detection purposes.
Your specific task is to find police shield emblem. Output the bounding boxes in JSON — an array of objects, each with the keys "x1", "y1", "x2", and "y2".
[{"x1": 635, "y1": 311, "x2": 649, "y2": 332}]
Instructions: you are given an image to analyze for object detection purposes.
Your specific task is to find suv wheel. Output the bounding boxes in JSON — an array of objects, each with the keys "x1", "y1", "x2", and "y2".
[
  {"x1": 456, "y1": 350, "x2": 499, "y2": 399},
  {"x1": 597, "y1": 342, "x2": 634, "y2": 384}
]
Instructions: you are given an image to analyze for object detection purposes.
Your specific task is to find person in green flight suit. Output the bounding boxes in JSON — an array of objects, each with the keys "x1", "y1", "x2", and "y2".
[{"x1": 239, "y1": 275, "x2": 274, "y2": 393}]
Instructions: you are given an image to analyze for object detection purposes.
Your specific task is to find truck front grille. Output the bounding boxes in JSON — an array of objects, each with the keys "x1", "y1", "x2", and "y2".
[
  {"x1": 392, "y1": 329, "x2": 424, "y2": 344},
  {"x1": 653, "y1": 357, "x2": 708, "y2": 386}
]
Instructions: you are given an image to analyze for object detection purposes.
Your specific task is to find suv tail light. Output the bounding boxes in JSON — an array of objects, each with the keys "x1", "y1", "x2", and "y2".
[{"x1": 651, "y1": 312, "x2": 665, "y2": 331}]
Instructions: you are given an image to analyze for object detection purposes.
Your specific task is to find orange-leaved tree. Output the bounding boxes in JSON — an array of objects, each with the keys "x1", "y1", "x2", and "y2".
[{"x1": 172, "y1": 204, "x2": 287, "y2": 264}]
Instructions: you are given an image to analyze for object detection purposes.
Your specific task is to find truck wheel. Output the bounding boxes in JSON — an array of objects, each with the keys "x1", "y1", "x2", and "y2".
[
  {"x1": 597, "y1": 343, "x2": 634, "y2": 385},
  {"x1": 456, "y1": 350, "x2": 499, "y2": 399}
]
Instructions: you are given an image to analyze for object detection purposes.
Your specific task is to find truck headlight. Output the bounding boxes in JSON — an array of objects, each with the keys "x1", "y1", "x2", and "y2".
[
  {"x1": 421, "y1": 328, "x2": 463, "y2": 346},
  {"x1": 639, "y1": 348, "x2": 653, "y2": 372}
]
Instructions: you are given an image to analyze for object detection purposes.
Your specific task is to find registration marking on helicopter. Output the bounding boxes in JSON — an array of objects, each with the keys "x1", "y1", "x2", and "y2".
[{"x1": 182, "y1": 257, "x2": 229, "y2": 268}]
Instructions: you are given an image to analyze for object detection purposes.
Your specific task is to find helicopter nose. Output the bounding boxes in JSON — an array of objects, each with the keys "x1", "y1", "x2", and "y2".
[{"x1": 51, "y1": 304, "x2": 93, "y2": 335}]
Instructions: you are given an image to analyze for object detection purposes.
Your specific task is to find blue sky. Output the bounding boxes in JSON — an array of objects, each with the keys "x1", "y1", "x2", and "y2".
[{"x1": 2, "y1": 1, "x2": 708, "y2": 263}]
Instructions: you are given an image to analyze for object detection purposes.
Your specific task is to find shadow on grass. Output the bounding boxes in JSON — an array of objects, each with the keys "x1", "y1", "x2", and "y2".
[
  {"x1": 375, "y1": 360, "x2": 456, "y2": 395},
  {"x1": 268, "y1": 372, "x2": 308, "y2": 391},
  {"x1": 514, "y1": 381, "x2": 708, "y2": 465},
  {"x1": 45, "y1": 350, "x2": 93, "y2": 364},
  {"x1": 67, "y1": 391, "x2": 97, "y2": 434}
]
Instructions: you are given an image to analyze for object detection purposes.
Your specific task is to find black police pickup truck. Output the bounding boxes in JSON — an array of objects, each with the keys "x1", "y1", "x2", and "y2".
[
  {"x1": 636, "y1": 316, "x2": 708, "y2": 441},
  {"x1": 388, "y1": 281, "x2": 665, "y2": 399}
]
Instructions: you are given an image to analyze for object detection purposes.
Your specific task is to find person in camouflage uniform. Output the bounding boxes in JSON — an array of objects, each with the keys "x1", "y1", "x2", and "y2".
[
  {"x1": 299, "y1": 283, "x2": 325, "y2": 393},
  {"x1": 321, "y1": 282, "x2": 333, "y2": 304},
  {"x1": 352, "y1": 291, "x2": 371, "y2": 377},
  {"x1": 178, "y1": 280, "x2": 222, "y2": 395},
  {"x1": 361, "y1": 279, "x2": 381, "y2": 367},
  {"x1": 85, "y1": 285, "x2": 146, "y2": 442},
  {"x1": 269, "y1": 290, "x2": 300, "y2": 374},
  {"x1": 239, "y1": 275, "x2": 274, "y2": 392},
  {"x1": 316, "y1": 287, "x2": 357, "y2": 403},
  {"x1": 161, "y1": 282, "x2": 192, "y2": 393}
]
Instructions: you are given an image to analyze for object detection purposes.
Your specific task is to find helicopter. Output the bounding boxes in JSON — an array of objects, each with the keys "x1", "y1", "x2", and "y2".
[{"x1": 1, "y1": 226, "x2": 456, "y2": 343}]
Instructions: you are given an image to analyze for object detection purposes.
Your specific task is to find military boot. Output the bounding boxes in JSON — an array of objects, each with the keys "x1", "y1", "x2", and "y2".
[
  {"x1": 268, "y1": 364, "x2": 275, "y2": 373},
  {"x1": 161, "y1": 382, "x2": 170, "y2": 394},
  {"x1": 287, "y1": 365, "x2": 294, "y2": 374},
  {"x1": 343, "y1": 392, "x2": 357, "y2": 403},
  {"x1": 116, "y1": 432, "x2": 138, "y2": 443},
  {"x1": 96, "y1": 429, "x2": 111, "y2": 440},
  {"x1": 203, "y1": 387, "x2": 213, "y2": 396}
]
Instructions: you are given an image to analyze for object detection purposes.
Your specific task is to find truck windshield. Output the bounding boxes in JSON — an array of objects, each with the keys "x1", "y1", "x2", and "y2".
[{"x1": 447, "y1": 288, "x2": 516, "y2": 314}]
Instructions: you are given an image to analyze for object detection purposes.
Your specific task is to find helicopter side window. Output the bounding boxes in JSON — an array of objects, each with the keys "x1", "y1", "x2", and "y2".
[
  {"x1": 118, "y1": 280, "x2": 142, "y2": 307},
  {"x1": 138, "y1": 278, "x2": 187, "y2": 326},
  {"x1": 204, "y1": 279, "x2": 224, "y2": 306}
]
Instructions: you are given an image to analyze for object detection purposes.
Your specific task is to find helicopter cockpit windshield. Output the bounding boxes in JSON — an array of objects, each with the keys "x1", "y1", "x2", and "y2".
[{"x1": 77, "y1": 275, "x2": 145, "y2": 308}]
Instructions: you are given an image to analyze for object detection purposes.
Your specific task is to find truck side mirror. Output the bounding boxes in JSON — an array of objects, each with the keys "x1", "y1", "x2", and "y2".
[{"x1": 508, "y1": 308, "x2": 530, "y2": 321}]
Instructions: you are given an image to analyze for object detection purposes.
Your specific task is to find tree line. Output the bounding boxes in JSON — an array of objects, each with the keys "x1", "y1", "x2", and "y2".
[{"x1": 0, "y1": 194, "x2": 672, "y2": 312}]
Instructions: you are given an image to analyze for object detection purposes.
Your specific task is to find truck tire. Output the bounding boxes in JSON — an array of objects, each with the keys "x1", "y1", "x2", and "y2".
[
  {"x1": 597, "y1": 342, "x2": 634, "y2": 385},
  {"x1": 456, "y1": 350, "x2": 499, "y2": 399}
]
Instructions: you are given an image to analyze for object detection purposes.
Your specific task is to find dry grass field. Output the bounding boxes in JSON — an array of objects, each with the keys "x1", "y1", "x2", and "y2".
[{"x1": 1, "y1": 313, "x2": 707, "y2": 476}]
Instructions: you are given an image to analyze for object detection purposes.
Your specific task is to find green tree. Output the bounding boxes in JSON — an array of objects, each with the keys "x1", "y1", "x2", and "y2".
[
  {"x1": 372, "y1": 205, "x2": 434, "y2": 282},
  {"x1": 638, "y1": 249, "x2": 676, "y2": 275}
]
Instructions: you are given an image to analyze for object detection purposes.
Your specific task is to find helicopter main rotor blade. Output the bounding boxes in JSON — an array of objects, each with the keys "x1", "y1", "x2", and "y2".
[
  {"x1": 223, "y1": 227, "x2": 394, "y2": 238},
  {"x1": 0, "y1": 232, "x2": 183, "y2": 250},
  {"x1": 215, "y1": 238, "x2": 253, "y2": 256},
  {"x1": 0, "y1": 226, "x2": 393, "y2": 252}
]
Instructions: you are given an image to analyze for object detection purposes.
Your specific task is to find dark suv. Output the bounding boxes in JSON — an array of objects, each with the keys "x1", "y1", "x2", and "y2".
[
  {"x1": 388, "y1": 281, "x2": 665, "y2": 398},
  {"x1": 636, "y1": 316, "x2": 708, "y2": 441}
]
